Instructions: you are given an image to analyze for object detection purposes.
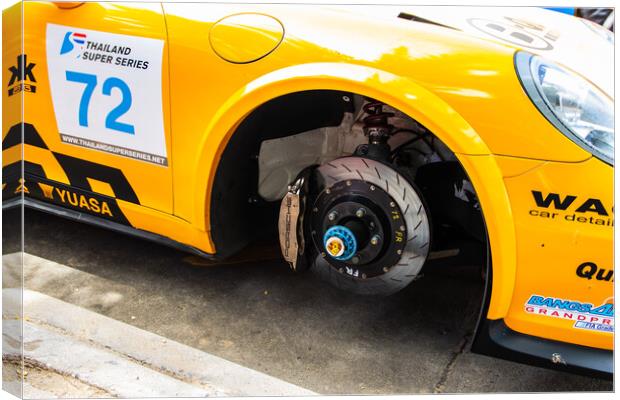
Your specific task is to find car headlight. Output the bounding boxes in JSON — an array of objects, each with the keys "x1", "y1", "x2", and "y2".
[{"x1": 515, "y1": 51, "x2": 614, "y2": 165}]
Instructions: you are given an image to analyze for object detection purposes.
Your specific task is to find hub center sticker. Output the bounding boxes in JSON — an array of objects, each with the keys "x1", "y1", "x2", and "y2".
[{"x1": 46, "y1": 24, "x2": 167, "y2": 166}]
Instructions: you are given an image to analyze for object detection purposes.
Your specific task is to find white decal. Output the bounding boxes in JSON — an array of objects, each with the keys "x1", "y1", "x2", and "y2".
[{"x1": 46, "y1": 24, "x2": 167, "y2": 166}]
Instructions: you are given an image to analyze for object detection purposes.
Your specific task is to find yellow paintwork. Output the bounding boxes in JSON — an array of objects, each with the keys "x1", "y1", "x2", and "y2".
[
  {"x1": 503, "y1": 156, "x2": 613, "y2": 350},
  {"x1": 21, "y1": 2, "x2": 173, "y2": 213},
  {"x1": 2, "y1": 2, "x2": 21, "y2": 170},
  {"x1": 209, "y1": 13, "x2": 284, "y2": 64},
  {"x1": 3, "y1": 2, "x2": 612, "y2": 352}
]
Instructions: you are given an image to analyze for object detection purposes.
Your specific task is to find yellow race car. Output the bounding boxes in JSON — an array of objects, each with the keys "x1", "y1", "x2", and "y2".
[{"x1": 3, "y1": 2, "x2": 613, "y2": 378}]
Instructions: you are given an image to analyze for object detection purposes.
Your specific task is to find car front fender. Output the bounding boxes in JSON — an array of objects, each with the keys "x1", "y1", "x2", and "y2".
[{"x1": 194, "y1": 62, "x2": 517, "y2": 319}]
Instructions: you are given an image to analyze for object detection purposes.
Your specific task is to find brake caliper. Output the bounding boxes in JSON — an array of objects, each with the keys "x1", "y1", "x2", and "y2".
[{"x1": 278, "y1": 169, "x2": 312, "y2": 272}]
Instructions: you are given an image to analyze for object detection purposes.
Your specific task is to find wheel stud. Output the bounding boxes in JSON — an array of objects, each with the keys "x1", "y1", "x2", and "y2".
[
  {"x1": 355, "y1": 208, "x2": 366, "y2": 218},
  {"x1": 328, "y1": 211, "x2": 338, "y2": 221},
  {"x1": 396, "y1": 249, "x2": 402, "y2": 255},
  {"x1": 370, "y1": 235, "x2": 380, "y2": 246},
  {"x1": 400, "y1": 225, "x2": 406, "y2": 231},
  {"x1": 351, "y1": 255, "x2": 360, "y2": 264},
  {"x1": 390, "y1": 201, "x2": 396, "y2": 207}
]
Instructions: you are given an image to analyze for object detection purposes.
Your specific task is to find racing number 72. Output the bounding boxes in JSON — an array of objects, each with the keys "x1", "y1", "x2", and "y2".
[{"x1": 65, "y1": 71, "x2": 135, "y2": 135}]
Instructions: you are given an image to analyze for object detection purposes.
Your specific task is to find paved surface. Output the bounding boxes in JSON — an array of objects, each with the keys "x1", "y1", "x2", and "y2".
[
  {"x1": 3, "y1": 358, "x2": 110, "y2": 399},
  {"x1": 2, "y1": 285, "x2": 313, "y2": 397},
  {"x1": 2, "y1": 208, "x2": 613, "y2": 394}
]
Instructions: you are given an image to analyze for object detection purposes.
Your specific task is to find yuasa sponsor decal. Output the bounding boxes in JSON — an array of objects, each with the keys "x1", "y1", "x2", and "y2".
[
  {"x1": 2, "y1": 173, "x2": 131, "y2": 225},
  {"x1": 7, "y1": 54, "x2": 37, "y2": 96},
  {"x1": 49, "y1": 185, "x2": 114, "y2": 217},
  {"x1": 524, "y1": 295, "x2": 614, "y2": 333},
  {"x1": 46, "y1": 24, "x2": 167, "y2": 166},
  {"x1": 528, "y1": 190, "x2": 614, "y2": 227},
  {"x1": 2, "y1": 122, "x2": 137, "y2": 225}
]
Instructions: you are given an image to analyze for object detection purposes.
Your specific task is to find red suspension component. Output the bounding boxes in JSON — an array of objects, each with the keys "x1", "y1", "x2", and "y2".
[
  {"x1": 362, "y1": 101, "x2": 394, "y2": 143},
  {"x1": 354, "y1": 100, "x2": 395, "y2": 161}
]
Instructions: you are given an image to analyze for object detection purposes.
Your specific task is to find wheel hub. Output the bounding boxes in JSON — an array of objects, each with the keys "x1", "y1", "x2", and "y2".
[
  {"x1": 323, "y1": 226, "x2": 356, "y2": 260},
  {"x1": 311, "y1": 179, "x2": 407, "y2": 278}
]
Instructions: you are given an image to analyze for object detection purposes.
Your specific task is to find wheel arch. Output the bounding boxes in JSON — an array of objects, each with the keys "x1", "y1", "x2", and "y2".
[{"x1": 194, "y1": 62, "x2": 516, "y2": 319}]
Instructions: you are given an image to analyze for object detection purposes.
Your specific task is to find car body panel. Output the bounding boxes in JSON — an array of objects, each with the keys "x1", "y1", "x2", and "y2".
[
  {"x1": 20, "y1": 2, "x2": 174, "y2": 214},
  {"x1": 502, "y1": 156, "x2": 613, "y2": 350},
  {"x1": 342, "y1": 5, "x2": 614, "y2": 97}
]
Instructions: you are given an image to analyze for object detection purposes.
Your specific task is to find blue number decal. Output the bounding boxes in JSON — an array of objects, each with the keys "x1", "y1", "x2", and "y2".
[
  {"x1": 65, "y1": 71, "x2": 97, "y2": 127},
  {"x1": 102, "y1": 77, "x2": 135, "y2": 135},
  {"x1": 65, "y1": 72, "x2": 135, "y2": 135}
]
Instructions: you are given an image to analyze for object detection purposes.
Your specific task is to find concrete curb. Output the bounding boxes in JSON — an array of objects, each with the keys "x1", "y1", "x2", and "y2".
[
  {"x1": 3, "y1": 318, "x2": 213, "y2": 398},
  {"x1": 3, "y1": 260, "x2": 316, "y2": 397},
  {"x1": 4, "y1": 287, "x2": 315, "y2": 397}
]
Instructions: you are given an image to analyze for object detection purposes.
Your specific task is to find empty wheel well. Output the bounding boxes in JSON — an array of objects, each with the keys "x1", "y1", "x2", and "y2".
[{"x1": 210, "y1": 90, "x2": 354, "y2": 257}]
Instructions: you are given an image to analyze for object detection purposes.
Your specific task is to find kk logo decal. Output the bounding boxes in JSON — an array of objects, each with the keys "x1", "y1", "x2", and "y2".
[{"x1": 7, "y1": 54, "x2": 36, "y2": 96}]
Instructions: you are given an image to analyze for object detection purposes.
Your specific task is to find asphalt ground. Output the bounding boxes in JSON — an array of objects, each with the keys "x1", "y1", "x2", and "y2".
[{"x1": 2, "y1": 207, "x2": 613, "y2": 394}]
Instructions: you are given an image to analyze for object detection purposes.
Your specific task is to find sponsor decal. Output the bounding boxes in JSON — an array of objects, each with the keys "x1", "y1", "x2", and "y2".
[
  {"x1": 41, "y1": 183, "x2": 114, "y2": 217},
  {"x1": 2, "y1": 122, "x2": 136, "y2": 225},
  {"x1": 467, "y1": 17, "x2": 559, "y2": 50},
  {"x1": 574, "y1": 321, "x2": 613, "y2": 333},
  {"x1": 15, "y1": 178, "x2": 29, "y2": 194},
  {"x1": 576, "y1": 262, "x2": 613, "y2": 283},
  {"x1": 7, "y1": 54, "x2": 37, "y2": 96},
  {"x1": 59, "y1": 133, "x2": 166, "y2": 166},
  {"x1": 525, "y1": 295, "x2": 614, "y2": 333},
  {"x1": 2, "y1": 174, "x2": 130, "y2": 225},
  {"x1": 3, "y1": 123, "x2": 139, "y2": 204},
  {"x1": 60, "y1": 32, "x2": 87, "y2": 55},
  {"x1": 46, "y1": 24, "x2": 167, "y2": 166},
  {"x1": 528, "y1": 190, "x2": 614, "y2": 227}
]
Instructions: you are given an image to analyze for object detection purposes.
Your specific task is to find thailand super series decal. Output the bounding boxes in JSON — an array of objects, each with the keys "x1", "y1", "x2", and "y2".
[
  {"x1": 46, "y1": 24, "x2": 167, "y2": 166},
  {"x1": 525, "y1": 295, "x2": 614, "y2": 333}
]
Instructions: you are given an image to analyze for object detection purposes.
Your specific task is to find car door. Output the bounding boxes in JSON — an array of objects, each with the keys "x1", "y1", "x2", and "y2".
[{"x1": 17, "y1": 1, "x2": 172, "y2": 215}]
